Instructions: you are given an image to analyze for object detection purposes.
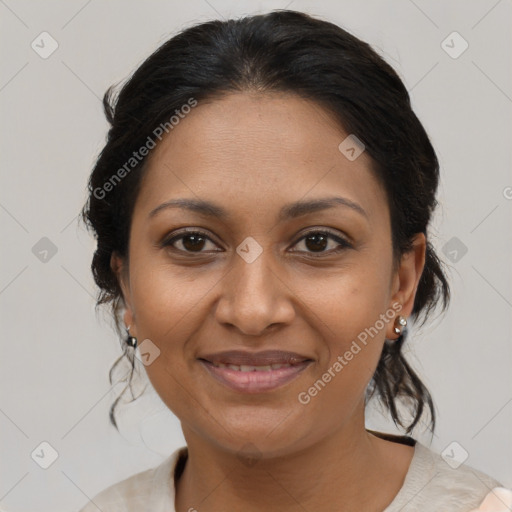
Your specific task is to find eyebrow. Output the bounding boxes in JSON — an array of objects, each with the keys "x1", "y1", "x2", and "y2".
[{"x1": 148, "y1": 196, "x2": 368, "y2": 221}]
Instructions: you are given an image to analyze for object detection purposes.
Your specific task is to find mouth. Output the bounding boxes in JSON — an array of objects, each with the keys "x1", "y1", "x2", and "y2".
[{"x1": 197, "y1": 350, "x2": 313, "y2": 393}]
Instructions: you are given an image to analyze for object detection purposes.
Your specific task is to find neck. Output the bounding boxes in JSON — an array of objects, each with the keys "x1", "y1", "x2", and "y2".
[{"x1": 174, "y1": 412, "x2": 414, "y2": 512}]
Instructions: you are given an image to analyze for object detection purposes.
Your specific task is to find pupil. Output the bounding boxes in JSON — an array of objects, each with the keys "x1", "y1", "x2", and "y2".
[
  {"x1": 183, "y1": 234, "x2": 205, "y2": 251},
  {"x1": 306, "y1": 233, "x2": 327, "y2": 252}
]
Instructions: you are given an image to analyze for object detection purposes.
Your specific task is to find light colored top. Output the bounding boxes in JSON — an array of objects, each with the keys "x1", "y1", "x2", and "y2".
[{"x1": 78, "y1": 440, "x2": 512, "y2": 512}]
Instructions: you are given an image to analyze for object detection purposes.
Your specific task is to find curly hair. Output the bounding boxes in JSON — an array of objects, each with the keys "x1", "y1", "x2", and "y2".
[{"x1": 81, "y1": 9, "x2": 450, "y2": 434}]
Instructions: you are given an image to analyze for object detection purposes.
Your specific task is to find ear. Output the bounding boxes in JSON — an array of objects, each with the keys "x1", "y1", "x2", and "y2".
[
  {"x1": 110, "y1": 252, "x2": 136, "y2": 336},
  {"x1": 386, "y1": 233, "x2": 426, "y2": 339}
]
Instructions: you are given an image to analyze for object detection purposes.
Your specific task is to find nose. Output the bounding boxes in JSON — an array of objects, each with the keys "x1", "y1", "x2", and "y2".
[{"x1": 214, "y1": 246, "x2": 296, "y2": 336}]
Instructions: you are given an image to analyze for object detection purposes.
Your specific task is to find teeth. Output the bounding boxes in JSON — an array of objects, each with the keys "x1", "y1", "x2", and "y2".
[{"x1": 212, "y1": 362, "x2": 292, "y2": 371}]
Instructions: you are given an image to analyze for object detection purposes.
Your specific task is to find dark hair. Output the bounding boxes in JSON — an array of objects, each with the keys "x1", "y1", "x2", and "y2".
[{"x1": 81, "y1": 9, "x2": 450, "y2": 434}]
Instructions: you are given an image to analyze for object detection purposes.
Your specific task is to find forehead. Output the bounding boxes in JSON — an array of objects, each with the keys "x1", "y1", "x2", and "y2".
[{"x1": 135, "y1": 92, "x2": 387, "y2": 224}]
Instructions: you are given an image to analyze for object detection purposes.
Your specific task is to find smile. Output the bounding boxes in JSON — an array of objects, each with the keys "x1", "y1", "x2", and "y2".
[
  {"x1": 211, "y1": 362, "x2": 294, "y2": 371},
  {"x1": 198, "y1": 358, "x2": 312, "y2": 393}
]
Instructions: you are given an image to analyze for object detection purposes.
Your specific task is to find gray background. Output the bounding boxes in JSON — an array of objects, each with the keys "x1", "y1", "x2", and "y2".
[{"x1": 0, "y1": 1, "x2": 511, "y2": 510}]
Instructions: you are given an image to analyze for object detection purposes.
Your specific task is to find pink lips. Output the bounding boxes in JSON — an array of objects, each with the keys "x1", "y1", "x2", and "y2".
[{"x1": 198, "y1": 350, "x2": 313, "y2": 393}]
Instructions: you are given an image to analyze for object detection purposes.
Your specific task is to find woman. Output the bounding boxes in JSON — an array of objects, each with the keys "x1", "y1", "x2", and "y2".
[{"x1": 79, "y1": 9, "x2": 511, "y2": 512}]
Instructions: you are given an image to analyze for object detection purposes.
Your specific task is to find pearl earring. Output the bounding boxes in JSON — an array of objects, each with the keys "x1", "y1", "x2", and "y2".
[
  {"x1": 125, "y1": 325, "x2": 137, "y2": 348},
  {"x1": 393, "y1": 315, "x2": 407, "y2": 335}
]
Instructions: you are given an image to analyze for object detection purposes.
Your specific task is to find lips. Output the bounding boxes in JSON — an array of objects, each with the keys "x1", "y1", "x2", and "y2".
[
  {"x1": 198, "y1": 350, "x2": 312, "y2": 367},
  {"x1": 197, "y1": 350, "x2": 313, "y2": 393}
]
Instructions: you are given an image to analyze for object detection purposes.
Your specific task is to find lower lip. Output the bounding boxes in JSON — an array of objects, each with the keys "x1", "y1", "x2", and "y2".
[{"x1": 199, "y1": 360, "x2": 312, "y2": 393}]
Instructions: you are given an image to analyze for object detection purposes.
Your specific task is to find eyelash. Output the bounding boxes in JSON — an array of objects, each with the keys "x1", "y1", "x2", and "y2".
[{"x1": 160, "y1": 228, "x2": 352, "y2": 257}]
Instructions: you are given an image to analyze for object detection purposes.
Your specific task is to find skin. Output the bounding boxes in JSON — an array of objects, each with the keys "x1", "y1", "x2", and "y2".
[{"x1": 111, "y1": 91, "x2": 426, "y2": 511}]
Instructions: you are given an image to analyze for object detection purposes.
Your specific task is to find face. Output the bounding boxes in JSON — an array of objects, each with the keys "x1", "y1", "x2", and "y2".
[{"x1": 113, "y1": 92, "x2": 425, "y2": 459}]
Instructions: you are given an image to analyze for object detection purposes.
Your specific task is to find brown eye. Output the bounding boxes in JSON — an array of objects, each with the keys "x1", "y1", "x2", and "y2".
[
  {"x1": 181, "y1": 233, "x2": 207, "y2": 252},
  {"x1": 161, "y1": 228, "x2": 351, "y2": 257},
  {"x1": 162, "y1": 230, "x2": 220, "y2": 254},
  {"x1": 304, "y1": 233, "x2": 328, "y2": 252},
  {"x1": 292, "y1": 230, "x2": 351, "y2": 256}
]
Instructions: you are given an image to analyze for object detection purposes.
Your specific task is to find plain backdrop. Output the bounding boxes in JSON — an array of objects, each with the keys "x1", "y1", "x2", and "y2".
[{"x1": 0, "y1": 1, "x2": 511, "y2": 510}]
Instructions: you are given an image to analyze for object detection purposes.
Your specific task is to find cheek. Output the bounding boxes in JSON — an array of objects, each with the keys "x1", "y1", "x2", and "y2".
[
  {"x1": 293, "y1": 299, "x2": 387, "y2": 444},
  {"x1": 126, "y1": 254, "x2": 225, "y2": 403},
  {"x1": 317, "y1": 259, "x2": 392, "y2": 344},
  {"x1": 306, "y1": 259, "x2": 392, "y2": 402},
  {"x1": 129, "y1": 255, "x2": 218, "y2": 337}
]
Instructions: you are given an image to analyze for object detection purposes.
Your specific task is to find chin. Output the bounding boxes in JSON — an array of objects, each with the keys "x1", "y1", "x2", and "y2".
[{"x1": 199, "y1": 411, "x2": 314, "y2": 459}]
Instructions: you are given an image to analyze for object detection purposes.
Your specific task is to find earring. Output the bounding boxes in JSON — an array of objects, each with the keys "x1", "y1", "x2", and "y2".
[
  {"x1": 125, "y1": 325, "x2": 138, "y2": 349},
  {"x1": 393, "y1": 315, "x2": 407, "y2": 335}
]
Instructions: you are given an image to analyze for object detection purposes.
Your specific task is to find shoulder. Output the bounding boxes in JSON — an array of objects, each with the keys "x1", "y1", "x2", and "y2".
[
  {"x1": 387, "y1": 441, "x2": 509, "y2": 511},
  {"x1": 78, "y1": 465, "x2": 156, "y2": 512},
  {"x1": 77, "y1": 447, "x2": 187, "y2": 512}
]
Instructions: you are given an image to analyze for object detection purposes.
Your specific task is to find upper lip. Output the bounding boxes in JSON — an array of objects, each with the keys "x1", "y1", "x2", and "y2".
[{"x1": 198, "y1": 350, "x2": 312, "y2": 366}]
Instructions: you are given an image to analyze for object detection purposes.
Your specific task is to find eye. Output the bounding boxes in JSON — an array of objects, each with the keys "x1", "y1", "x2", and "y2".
[
  {"x1": 161, "y1": 229, "x2": 220, "y2": 254},
  {"x1": 160, "y1": 228, "x2": 352, "y2": 256},
  {"x1": 291, "y1": 229, "x2": 352, "y2": 256}
]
